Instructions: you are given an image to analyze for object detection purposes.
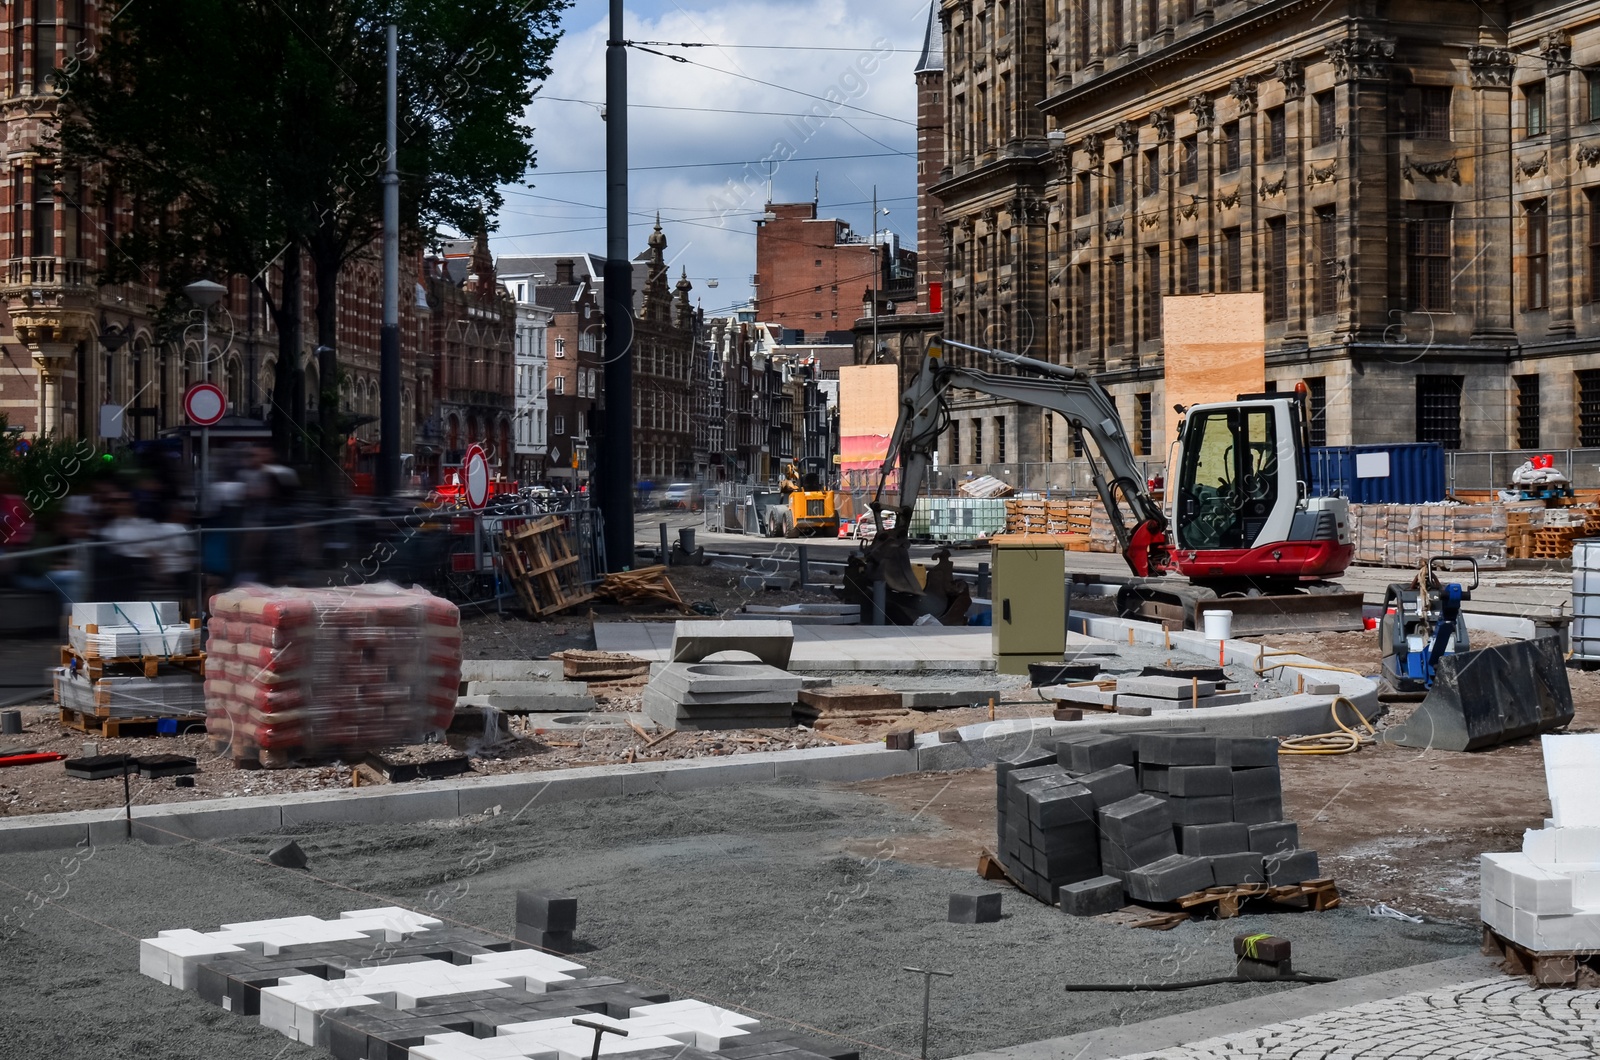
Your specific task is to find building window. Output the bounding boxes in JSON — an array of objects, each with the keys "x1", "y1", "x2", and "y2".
[
  {"x1": 1220, "y1": 122, "x2": 1240, "y2": 174},
  {"x1": 972, "y1": 418, "x2": 983, "y2": 464},
  {"x1": 1108, "y1": 255, "x2": 1126, "y2": 345},
  {"x1": 1074, "y1": 264, "x2": 1092, "y2": 352},
  {"x1": 1142, "y1": 246, "x2": 1161, "y2": 340},
  {"x1": 1314, "y1": 206, "x2": 1338, "y2": 316},
  {"x1": 32, "y1": 174, "x2": 53, "y2": 258},
  {"x1": 1402, "y1": 86, "x2": 1452, "y2": 140},
  {"x1": 1143, "y1": 0, "x2": 1159, "y2": 36},
  {"x1": 1221, "y1": 227, "x2": 1242, "y2": 293},
  {"x1": 553, "y1": 414, "x2": 565, "y2": 436},
  {"x1": 1590, "y1": 190, "x2": 1600, "y2": 302},
  {"x1": 1314, "y1": 91, "x2": 1336, "y2": 147},
  {"x1": 554, "y1": 337, "x2": 565, "y2": 357},
  {"x1": 995, "y1": 416, "x2": 1006, "y2": 462},
  {"x1": 1516, "y1": 374, "x2": 1540, "y2": 450},
  {"x1": 1135, "y1": 392, "x2": 1153, "y2": 456},
  {"x1": 1142, "y1": 148, "x2": 1159, "y2": 196},
  {"x1": 1525, "y1": 82, "x2": 1547, "y2": 137},
  {"x1": 1180, "y1": 237, "x2": 1200, "y2": 294},
  {"x1": 554, "y1": 375, "x2": 565, "y2": 395},
  {"x1": 1265, "y1": 218, "x2": 1288, "y2": 322},
  {"x1": 1416, "y1": 376, "x2": 1464, "y2": 449},
  {"x1": 1076, "y1": 172, "x2": 1091, "y2": 216},
  {"x1": 1306, "y1": 377, "x2": 1326, "y2": 447},
  {"x1": 1405, "y1": 203, "x2": 1452, "y2": 312},
  {"x1": 1180, "y1": 135, "x2": 1198, "y2": 184},
  {"x1": 1526, "y1": 199, "x2": 1549, "y2": 310},
  {"x1": 1264, "y1": 107, "x2": 1286, "y2": 162},
  {"x1": 1579, "y1": 371, "x2": 1600, "y2": 447},
  {"x1": 1109, "y1": 160, "x2": 1125, "y2": 207},
  {"x1": 814, "y1": 259, "x2": 822, "y2": 267}
]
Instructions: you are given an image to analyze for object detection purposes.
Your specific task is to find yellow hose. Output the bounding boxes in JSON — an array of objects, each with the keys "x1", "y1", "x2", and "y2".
[{"x1": 1278, "y1": 696, "x2": 1379, "y2": 756}]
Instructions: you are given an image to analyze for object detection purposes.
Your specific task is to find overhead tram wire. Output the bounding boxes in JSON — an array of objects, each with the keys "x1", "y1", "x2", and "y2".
[{"x1": 536, "y1": 96, "x2": 912, "y2": 122}]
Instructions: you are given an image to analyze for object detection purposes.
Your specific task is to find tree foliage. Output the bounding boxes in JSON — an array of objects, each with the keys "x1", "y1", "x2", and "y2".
[{"x1": 56, "y1": 0, "x2": 567, "y2": 464}]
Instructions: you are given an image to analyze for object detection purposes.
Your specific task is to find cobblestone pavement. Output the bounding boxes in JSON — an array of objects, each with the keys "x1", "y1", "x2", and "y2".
[{"x1": 1110, "y1": 977, "x2": 1600, "y2": 1059}]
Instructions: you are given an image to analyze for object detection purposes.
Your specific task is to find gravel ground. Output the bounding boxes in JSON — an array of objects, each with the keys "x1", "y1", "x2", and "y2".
[{"x1": 0, "y1": 781, "x2": 1478, "y2": 1060}]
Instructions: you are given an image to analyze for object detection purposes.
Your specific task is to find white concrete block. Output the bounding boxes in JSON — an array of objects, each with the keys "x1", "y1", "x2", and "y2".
[
  {"x1": 1508, "y1": 860, "x2": 1575, "y2": 914},
  {"x1": 1555, "y1": 827, "x2": 1600, "y2": 864},
  {"x1": 1569, "y1": 869, "x2": 1600, "y2": 910},
  {"x1": 337, "y1": 906, "x2": 444, "y2": 940},
  {"x1": 1542, "y1": 734, "x2": 1600, "y2": 827},
  {"x1": 1523, "y1": 827, "x2": 1559, "y2": 866},
  {"x1": 138, "y1": 929, "x2": 244, "y2": 990}
]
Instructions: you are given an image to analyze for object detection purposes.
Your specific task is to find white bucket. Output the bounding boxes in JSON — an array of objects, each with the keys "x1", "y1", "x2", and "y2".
[{"x1": 1203, "y1": 610, "x2": 1234, "y2": 640}]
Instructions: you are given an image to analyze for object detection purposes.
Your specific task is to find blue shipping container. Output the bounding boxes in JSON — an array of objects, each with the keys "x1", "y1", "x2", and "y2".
[{"x1": 1309, "y1": 443, "x2": 1446, "y2": 504}]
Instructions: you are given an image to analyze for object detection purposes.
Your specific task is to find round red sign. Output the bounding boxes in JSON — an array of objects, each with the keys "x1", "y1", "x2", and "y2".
[
  {"x1": 183, "y1": 382, "x2": 226, "y2": 426},
  {"x1": 462, "y1": 444, "x2": 490, "y2": 510}
]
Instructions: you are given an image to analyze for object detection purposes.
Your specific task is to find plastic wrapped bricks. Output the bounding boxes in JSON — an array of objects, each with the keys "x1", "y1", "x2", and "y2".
[{"x1": 204, "y1": 584, "x2": 461, "y2": 767}]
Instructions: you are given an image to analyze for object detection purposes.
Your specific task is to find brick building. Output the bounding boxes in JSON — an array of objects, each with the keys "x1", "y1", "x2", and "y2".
[
  {"x1": 530, "y1": 260, "x2": 603, "y2": 486},
  {"x1": 753, "y1": 202, "x2": 916, "y2": 337},
  {"x1": 928, "y1": 0, "x2": 1600, "y2": 465},
  {"x1": 630, "y1": 222, "x2": 697, "y2": 482}
]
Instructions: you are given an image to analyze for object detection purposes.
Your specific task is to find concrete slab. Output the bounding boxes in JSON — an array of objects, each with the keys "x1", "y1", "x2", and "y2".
[
  {"x1": 465, "y1": 681, "x2": 591, "y2": 696},
  {"x1": 458, "y1": 691, "x2": 598, "y2": 713},
  {"x1": 902, "y1": 688, "x2": 1005, "y2": 709},
  {"x1": 460, "y1": 660, "x2": 563, "y2": 683},
  {"x1": 669, "y1": 620, "x2": 794, "y2": 668},
  {"x1": 1116, "y1": 676, "x2": 1218, "y2": 699},
  {"x1": 1543, "y1": 734, "x2": 1600, "y2": 827},
  {"x1": 598, "y1": 622, "x2": 1001, "y2": 671},
  {"x1": 651, "y1": 662, "x2": 804, "y2": 697},
  {"x1": 0, "y1": 810, "x2": 93, "y2": 852}
]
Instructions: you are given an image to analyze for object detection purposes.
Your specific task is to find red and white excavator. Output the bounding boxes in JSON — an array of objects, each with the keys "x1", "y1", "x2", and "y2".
[{"x1": 848, "y1": 337, "x2": 1362, "y2": 630}]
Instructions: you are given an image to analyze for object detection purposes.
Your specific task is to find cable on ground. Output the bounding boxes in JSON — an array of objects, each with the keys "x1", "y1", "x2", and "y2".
[{"x1": 1277, "y1": 696, "x2": 1379, "y2": 756}]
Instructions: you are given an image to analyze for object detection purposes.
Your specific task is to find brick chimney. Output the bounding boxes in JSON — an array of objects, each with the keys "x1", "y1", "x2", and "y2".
[{"x1": 555, "y1": 259, "x2": 575, "y2": 285}]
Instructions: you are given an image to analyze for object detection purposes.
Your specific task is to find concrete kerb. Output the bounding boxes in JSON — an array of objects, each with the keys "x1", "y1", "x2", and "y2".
[{"x1": 0, "y1": 624, "x2": 1380, "y2": 853}]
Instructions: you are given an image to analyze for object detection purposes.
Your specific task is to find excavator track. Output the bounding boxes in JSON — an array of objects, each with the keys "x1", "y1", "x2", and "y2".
[{"x1": 1116, "y1": 580, "x2": 1365, "y2": 634}]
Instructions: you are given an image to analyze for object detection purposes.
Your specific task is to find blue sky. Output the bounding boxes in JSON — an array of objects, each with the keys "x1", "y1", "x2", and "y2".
[{"x1": 493, "y1": 0, "x2": 933, "y2": 317}]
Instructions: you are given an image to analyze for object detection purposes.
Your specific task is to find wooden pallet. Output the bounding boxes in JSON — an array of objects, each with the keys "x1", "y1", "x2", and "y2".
[
  {"x1": 1129, "y1": 878, "x2": 1342, "y2": 929},
  {"x1": 61, "y1": 645, "x2": 207, "y2": 680},
  {"x1": 596, "y1": 565, "x2": 689, "y2": 613},
  {"x1": 501, "y1": 515, "x2": 596, "y2": 617},
  {"x1": 57, "y1": 706, "x2": 171, "y2": 738},
  {"x1": 1482, "y1": 924, "x2": 1600, "y2": 986}
]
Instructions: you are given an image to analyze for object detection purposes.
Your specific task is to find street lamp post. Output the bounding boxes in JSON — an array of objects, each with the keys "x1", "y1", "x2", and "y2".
[{"x1": 184, "y1": 279, "x2": 228, "y2": 520}]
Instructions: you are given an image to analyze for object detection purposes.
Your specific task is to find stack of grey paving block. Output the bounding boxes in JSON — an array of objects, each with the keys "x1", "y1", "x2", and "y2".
[
  {"x1": 995, "y1": 732, "x2": 1320, "y2": 912},
  {"x1": 516, "y1": 890, "x2": 577, "y2": 953},
  {"x1": 642, "y1": 620, "x2": 802, "y2": 730},
  {"x1": 1111, "y1": 675, "x2": 1255, "y2": 716},
  {"x1": 457, "y1": 658, "x2": 597, "y2": 714}
]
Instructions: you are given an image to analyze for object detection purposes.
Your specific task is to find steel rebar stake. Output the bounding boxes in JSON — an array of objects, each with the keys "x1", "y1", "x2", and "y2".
[
  {"x1": 902, "y1": 966, "x2": 953, "y2": 1060},
  {"x1": 573, "y1": 1017, "x2": 628, "y2": 1060}
]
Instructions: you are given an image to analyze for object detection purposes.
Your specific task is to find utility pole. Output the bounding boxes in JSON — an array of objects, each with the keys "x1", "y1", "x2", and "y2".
[
  {"x1": 378, "y1": 23, "x2": 402, "y2": 497},
  {"x1": 600, "y1": 0, "x2": 634, "y2": 569}
]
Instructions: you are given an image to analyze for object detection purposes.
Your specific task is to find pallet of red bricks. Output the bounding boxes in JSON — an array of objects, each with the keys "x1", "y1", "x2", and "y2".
[
  {"x1": 995, "y1": 732, "x2": 1317, "y2": 916},
  {"x1": 204, "y1": 583, "x2": 461, "y2": 767}
]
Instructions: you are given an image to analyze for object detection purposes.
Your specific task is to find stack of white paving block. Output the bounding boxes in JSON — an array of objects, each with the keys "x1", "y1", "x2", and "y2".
[
  {"x1": 141, "y1": 907, "x2": 765, "y2": 1057},
  {"x1": 1481, "y1": 734, "x2": 1600, "y2": 952},
  {"x1": 68, "y1": 600, "x2": 200, "y2": 658}
]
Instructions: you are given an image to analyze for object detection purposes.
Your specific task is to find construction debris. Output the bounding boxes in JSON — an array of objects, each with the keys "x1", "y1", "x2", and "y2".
[
  {"x1": 549, "y1": 649, "x2": 652, "y2": 681},
  {"x1": 596, "y1": 565, "x2": 689, "y2": 612},
  {"x1": 501, "y1": 515, "x2": 595, "y2": 616}
]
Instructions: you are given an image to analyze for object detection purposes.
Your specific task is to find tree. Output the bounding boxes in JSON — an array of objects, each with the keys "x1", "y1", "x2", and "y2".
[{"x1": 56, "y1": 0, "x2": 567, "y2": 466}]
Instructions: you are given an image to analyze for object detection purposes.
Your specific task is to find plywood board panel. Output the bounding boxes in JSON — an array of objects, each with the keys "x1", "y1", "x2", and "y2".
[{"x1": 1162, "y1": 294, "x2": 1266, "y2": 487}]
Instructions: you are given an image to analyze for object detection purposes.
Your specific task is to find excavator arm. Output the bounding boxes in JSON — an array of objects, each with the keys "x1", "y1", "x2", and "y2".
[{"x1": 864, "y1": 337, "x2": 1172, "y2": 598}]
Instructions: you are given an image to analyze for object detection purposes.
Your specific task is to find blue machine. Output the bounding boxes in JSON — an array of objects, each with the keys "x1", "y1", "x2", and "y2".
[{"x1": 1379, "y1": 557, "x2": 1479, "y2": 693}]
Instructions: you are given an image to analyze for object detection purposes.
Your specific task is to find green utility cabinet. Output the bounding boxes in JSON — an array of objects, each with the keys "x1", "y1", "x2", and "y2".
[{"x1": 990, "y1": 534, "x2": 1066, "y2": 675}]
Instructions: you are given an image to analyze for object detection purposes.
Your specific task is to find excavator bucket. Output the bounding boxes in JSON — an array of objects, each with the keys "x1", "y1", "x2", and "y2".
[{"x1": 1380, "y1": 636, "x2": 1574, "y2": 752}]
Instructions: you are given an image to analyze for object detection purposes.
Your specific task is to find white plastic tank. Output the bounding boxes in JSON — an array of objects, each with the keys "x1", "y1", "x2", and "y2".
[{"x1": 1572, "y1": 538, "x2": 1600, "y2": 661}]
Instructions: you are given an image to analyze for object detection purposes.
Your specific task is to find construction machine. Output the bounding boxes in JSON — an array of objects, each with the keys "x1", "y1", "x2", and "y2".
[
  {"x1": 846, "y1": 336, "x2": 1362, "y2": 629},
  {"x1": 764, "y1": 460, "x2": 840, "y2": 538}
]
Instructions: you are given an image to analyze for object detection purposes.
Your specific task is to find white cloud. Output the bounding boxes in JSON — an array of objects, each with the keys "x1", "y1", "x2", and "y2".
[{"x1": 496, "y1": 0, "x2": 932, "y2": 317}]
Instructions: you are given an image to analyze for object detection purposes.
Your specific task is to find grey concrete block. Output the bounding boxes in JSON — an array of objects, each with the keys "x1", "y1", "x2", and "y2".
[
  {"x1": 948, "y1": 891, "x2": 1003, "y2": 924},
  {"x1": 904, "y1": 688, "x2": 1003, "y2": 709},
  {"x1": 1210, "y1": 851, "x2": 1267, "y2": 886},
  {"x1": 1176, "y1": 823, "x2": 1250, "y2": 856},
  {"x1": 652, "y1": 662, "x2": 805, "y2": 697},
  {"x1": 267, "y1": 840, "x2": 307, "y2": 869},
  {"x1": 1265, "y1": 848, "x2": 1319, "y2": 884},
  {"x1": 1124, "y1": 854, "x2": 1216, "y2": 904},
  {"x1": 1078, "y1": 764, "x2": 1139, "y2": 807},
  {"x1": 1248, "y1": 820, "x2": 1300, "y2": 855},
  {"x1": 513, "y1": 924, "x2": 575, "y2": 953},
  {"x1": 1063, "y1": 734, "x2": 1136, "y2": 773},
  {"x1": 1167, "y1": 766, "x2": 1233, "y2": 797},
  {"x1": 1230, "y1": 766, "x2": 1282, "y2": 800},
  {"x1": 1136, "y1": 734, "x2": 1217, "y2": 765},
  {"x1": 457, "y1": 690, "x2": 597, "y2": 713},
  {"x1": 0, "y1": 814, "x2": 93, "y2": 854},
  {"x1": 670, "y1": 619, "x2": 794, "y2": 668},
  {"x1": 130, "y1": 798, "x2": 285, "y2": 845},
  {"x1": 516, "y1": 891, "x2": 577, "y2": 932},
  {"x1": 1098, "y1": 793, "x2": 1172, "y2": 844},
  {"x1": 1305, "y1": 682, "x2": 1342, "y2": 695},
  {"x1": 1007, "y1": 763, "x2": 1069, "y2": 795},
  {"x1": 1024, "y1": 782, "x2": 1097, "y2": 829},
  {"x1": 1059, "y1": 875, "x2": 1125, "y2": 916},
  {"x1": 995, "y1": 747, "x2": 1058, "y2": 783},
  {"x1": 277, "y1": 785, "x2": 462, "y2": 829},
  {"x1": 1216, "y1": 737, "x2": 1280, "y2": 768},
  {"x1": 1166, "y1": 795, "x2": 1235, "y2": 826},
  {"x1": 1234, "y1": 794, "x2": 1285, "y2": 825},
  {"x1": 1196, "y1": 691, "x2": 1257, "y2": 708},
  {"x1": 1116, "y1": 676, "x2": 1217, "y2": 699},
  {"x1": 1115, "y1": 702, "x2": 1154, "y2": 717},
  {"x1": 1139, "y1": 763, "x2": 1169, "y2": 793},
  {"x1": 1049, "y1": 686, "x2": 1116, "y2": 708},
  {"x1": 460, "y1": 660, "x2": 563, "y2": 683}
]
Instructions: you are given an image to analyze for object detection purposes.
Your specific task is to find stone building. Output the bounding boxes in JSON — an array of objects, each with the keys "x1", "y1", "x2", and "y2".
[
  {"x1": 503, "y1": 281, "x2": 553, "y2": 484},
  {"x1": 420, "y1": 234, "x2": 515, "y2": 481},
  {"x1": 931, "y1": 0, "x2": 1600, "y2": 466},
  {"x1": 0, "y1": 3, "x2": 435, "y2": 464},
  {"x1": 630, "y1": 222, "x2": 697, "y2": 482}
]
